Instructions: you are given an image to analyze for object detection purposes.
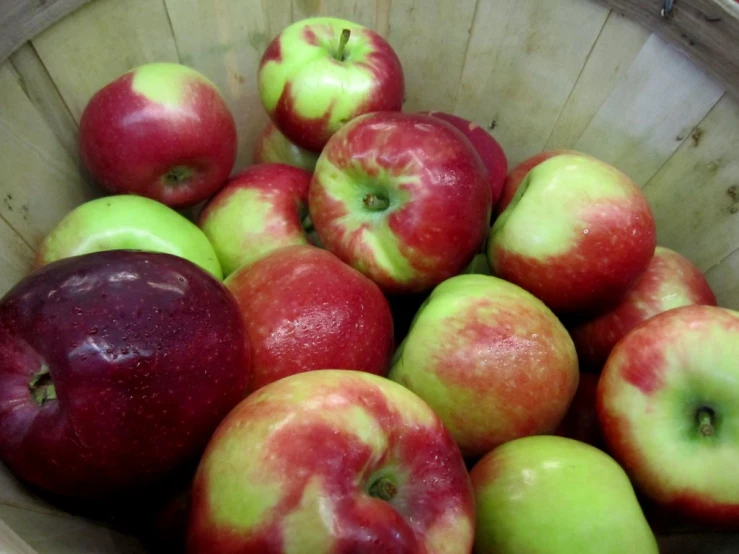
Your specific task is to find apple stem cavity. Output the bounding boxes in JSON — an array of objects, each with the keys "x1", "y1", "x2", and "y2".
[
  {"x1": 697, "y1": 407, "x2": 715, "y2": 437},
  {"x1": 368, "y1": 475, "x2": 398, "y2": 502},
  {"x1": 363, "y1": 193, "x2": 390, "y2": 212},
  {"x1": 28, "y1": 365, "x2": 57, "y2": 406},
  {"x1": 164, "y1": 166, "x2": 193, "y2": 187},
  {"x1": 335, "y1": 29, "x2": 351, "y2": 61}
]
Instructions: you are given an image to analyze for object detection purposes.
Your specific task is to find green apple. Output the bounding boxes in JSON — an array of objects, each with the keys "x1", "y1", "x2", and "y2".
[
  {"x1": 471, "y1": 435, "x2": 659, "y2": 553},
  {"x1": 35, "y1": 195, "x2": 222, "y2": 279}
]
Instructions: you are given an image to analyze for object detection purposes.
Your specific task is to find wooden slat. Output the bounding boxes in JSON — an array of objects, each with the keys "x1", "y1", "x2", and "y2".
[
  {"x1": 9, "y1": 43, "x2": 79, "y2": 163},
  {"x1": 454, "y1": 0, "x2": 611, "y2": 166},
  {"x1": 0, "y1": 506, "x2": 147, "y2": 554},
  {"x1": 0, "y1": 62, "x2": 94, "y2": 249},
  {"x1": 0, "y1": 219, "x2": 33, "y2": 297},
  {"x1": 643, "y1": 95, "x2": 739, "y2": 272},
  {"x1": 546, "y1": 11, "x2": 651, "y2": 149},
  {"x1": 31, "y1": 0, "x2": 180, "y2": 122},
  {"x1": 164, "y1": 0, "x2": 291, "y2": 174},
  {"x1": 0, "y1": 517, "x2": 38, "y2": 554},
  {"x1": 292, "y1": 0, "x2": 378, "y2": 29},
  {"x1": 593, "y1": 0, "x2": 739, "y2": 102},
  {"x1": 387, "y1": 0, "x2": 478, "y2": 113},
  {"x1": 706, "y1": 247, "x2": 739, "y2": 310},
  {"x1": 574, "y1": 33, "x2": 723, "y2": 186},
  {"x1": 0, "y1": 0, "x2": 91, "y2": 64}
]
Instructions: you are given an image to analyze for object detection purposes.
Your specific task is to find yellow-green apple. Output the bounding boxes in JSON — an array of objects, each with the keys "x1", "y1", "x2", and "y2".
[
  {"x1": 79, "y1": 62, "x2": 237, "y2": 209},
  {"x1": 488, "y1": 152, "x2": 656, "y2": 315},
  {"x1": 0, "y1": 250, "x2": 250, "y2": 500},
  {"x1": 198, "y1": 164, "x2": 313, "y2": 276},
  {"x1": 471, "y1": 435, "x2": 659, "y2": 553},
  {"x1": 388, "y1": 274, "x2": 579, "y2": 458},
  {"x1": 597, "y1": 304, "x2": 739, "y2": 526},
  {"x1": 309, "y1": 111, "x2": 492, "y2": 294},
  {"x1": 570, "y1": 246, "x2": 717, "y2": 372},
  {"x1": 258, "y1": 17, "x2": 404, "y2": 152},
  {"x1": 422, "y1": 111, "x2": 508, "y2": 208},
  {"x1": 35, "y1": 195, "x2": 222, "y2": 279},
  {"x1": 225, "y1": 245, "x2": 394, "y2": 393},
  {"x1": 186, "y1": 369, "x2": 475, "y2": 553},
  {"x1": 554, "y1": 372, "x2": 604, "y2": 449},
  {"x1": 253, "y1": 121, "x2": 320, "y2": 172}
]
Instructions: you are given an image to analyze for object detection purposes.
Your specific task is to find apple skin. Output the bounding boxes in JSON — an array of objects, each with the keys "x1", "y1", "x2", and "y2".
[
  {"x1": 310, "y1": 111, "x2": 492, "y2": 294},
  {"x1": 35, "y1": 194, "x2": 223, "y2": 279},
  {"x1": 225, "y1": 244, "x2": 394, "y2": 394},
  {"x1": 554, "y1": 372, "x2": 604, "y2": 449},
  {"x1": 253, "y1": 121, "x2": 320, "y2": 172},
  {"x1": 0, "y1": 250, "x2": 250, "y2": 500},
  {"x1": 186, "y1": 369, "x2": 475, "y2": 554},
  {"x1": 79, "y1": 62, "x2": 237, "y2": 209},
  {"x1": 470, "y1": 435, "x2": 659, "y2": 553},
  {"x1": 258, "y1": 17, "x2": 404, "y2": 152},
  {"x1": 422, "y1": 111, "x2": 508, "y2": 207},
  {"x1": 487, "y1": 152, "x2": 656, "y2": 315},
  {"x1": 569, "y1": 246, "x2": 717, "y2": 372},
  {"x1": 198, "y1": 164, "x2": 313, "y2": 276},
  {"x1": 597, "y1": 304, "x2": 739, "y2": 526},
  {"x1": 388, "y1": 274, "x2": 579, "y2": 458}
]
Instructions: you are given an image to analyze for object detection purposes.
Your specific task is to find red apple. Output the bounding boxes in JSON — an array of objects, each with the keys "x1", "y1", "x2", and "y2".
[
  {"x1": 488, "y1": 152, "x2": 656, "y2": 315},
  {"x1": 253, "y1": 121, "x2": 320, "y2": 172},
  {"x1": 0, "y1": 250, "x2": 250, "y2": 500},
  {"x1": 422, "y1": 111, "x2": 508, "y2": 207},
  {"x1": 225, "y1": 244, "x2": 394, "y2": 394},
  {"x1": 570, "y1": 246, "x2": 717, "y2": 372},
  {"x1": 258, "y1": 17, "x2": 404, "y2": 152},
  {"x1": 79, "y1": 62, "x2": 237, "y2": 209},
  {"x1": 309, "y1": 111, "x2": 492, "y2": 294},
  {"x1": 187, "y1": 370, "x2": 475, "y2": 553},
  {"x1": 495, "y1": 149, "x2": 580, "y2": 216},
  {"x1": 597, "y1": 305, "x2": 739, "y2": 526},
  {"x1": 554, "y1": 372, "x2": 604, "y2": 449},
  {"x1": 198, "y1": 164, "x2": 314, "y2": 276}
]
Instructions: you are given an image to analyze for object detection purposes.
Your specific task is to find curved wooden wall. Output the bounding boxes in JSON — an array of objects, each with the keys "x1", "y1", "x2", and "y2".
[{"x1": 0, "y1": 0, "x2": 739, "y2": 551}]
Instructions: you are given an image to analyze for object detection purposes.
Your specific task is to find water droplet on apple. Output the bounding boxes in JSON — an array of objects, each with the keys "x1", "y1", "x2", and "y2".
[
  {"x1": 72, "y1": 306, "x2": 83, "y2": 315},
  {"x1": 88, "y1": 327, "x2": 98, "y2": 335}
]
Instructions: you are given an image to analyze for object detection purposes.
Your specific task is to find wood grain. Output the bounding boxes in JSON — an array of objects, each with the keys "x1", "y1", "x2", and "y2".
[
  {"x1": 592, "y1": 0, "x2": 739, "y2": 101},
  {"x1": 31, "y1": 0, "x2": 180, "y2": 122},
  {"x1": 573, "y1": 33, "x2": 723, "y2": 186},
  {"x1": 0, "y1": 219, "x2": 34, "y2": 297},
  {"x1": 0, "y1": 0, "x2": 91, "y2": 64},
  {"x1": 164, "y1": 0, "x2": 291, "y2": 174},
  {"x1": 388, "y1": 0, "x2": 478, "y2": 113},
  {"x1": 454, "y1": 0, "x2": 611, "y2": 166},
  {"x1": 292, "y1": 0, "x2": 377, "y2": 29},
  {"x1": 706, "y1": 246, "x2": 739, "y2": 309},
  {"x1": 0, "y1": 517, "x2": 38, "y2": 554}
]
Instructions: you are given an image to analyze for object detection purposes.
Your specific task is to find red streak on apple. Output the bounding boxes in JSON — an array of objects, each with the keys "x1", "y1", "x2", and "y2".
[
  {"x1": 554, "y1": 373, "x2": 604, "y2": 448},
  {"x1": 262, "y1": 37, "x2": 283, "y2": 64},
  {"x1": 226, "y1": 245, "x2": 394, "y2": 393}
]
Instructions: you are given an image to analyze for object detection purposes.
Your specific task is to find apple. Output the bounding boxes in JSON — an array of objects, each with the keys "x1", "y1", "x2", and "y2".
[
  {"x1": 471, "y1": 435, "x2": 659, "y2": 553},
  {"x1": 225, "y1": 244, "x2": 394, "y2": 393},
  {"x1": 554, "y1": 372, "x2": 604, "y2": 449},
  {"x1": 253, "y1": 120, "x2": 320, "y2": 172},
  {"x1": 198, "y1": 164, "x2": 314, "y2": 276},
  {"x1": 35, "y1": 194, "x2": 223, "y2": 279},
  {"x1": 495, "y1": 149, "x2": 580, "y2": 216},
  {"x1": 187, "y1": 369, "x2": 475, "y2": 553},
  {"x1": 0, "y1": 250, "x2": 250, "y2": 500},
  {"x1": 422, "y1": 111, "x2": 508, "y2": 207},
  {"x1": 79, "y1": 62, "x2": 237, "y2": 209},
  {"x1": 388, "y1": 273, "x2": 579, "y2": 458},
  {"x1": 487, "y1": 152, "x2": 656, "y2": 315},
  {"x1": 570, "y1": 246, "x2": 717, "y2": 372},
  {"x1": 597, "y1": 304, "x2": 739, "y2": 526},
  {"x1": 258, "y1": 17, "x2": 404, "y2": 152},
  {"x1": 309, "y1": 111, "x2": 492, "y2": 294}
]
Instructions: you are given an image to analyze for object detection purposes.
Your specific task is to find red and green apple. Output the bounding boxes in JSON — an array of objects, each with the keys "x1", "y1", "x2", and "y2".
[{"x1": 253, "y1": 121, "x2": 320, "y2": 172}]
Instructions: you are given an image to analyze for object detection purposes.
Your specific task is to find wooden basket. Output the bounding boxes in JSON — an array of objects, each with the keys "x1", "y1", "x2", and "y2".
[{"x1": 1, "y1": 0, "x2": 738, "y2": 552}]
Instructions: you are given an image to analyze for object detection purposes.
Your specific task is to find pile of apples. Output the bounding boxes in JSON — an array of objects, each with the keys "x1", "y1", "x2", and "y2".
[{"x1": 0, "y1": 15, "x2": 737, "y2": 554}]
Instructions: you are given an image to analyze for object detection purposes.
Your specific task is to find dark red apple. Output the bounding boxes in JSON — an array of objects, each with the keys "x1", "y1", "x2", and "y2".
[
  {"x1": 225, "y1": 244, "x2": 394, "y2": 393},
  {"x1": 554, "y1": 372, "x2": 604, "y2": 449},
  {"x1": 0, "y1": 250, "x2": 250, "y2": 500}
]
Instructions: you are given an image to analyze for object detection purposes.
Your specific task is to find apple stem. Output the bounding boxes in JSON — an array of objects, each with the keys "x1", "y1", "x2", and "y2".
[
  {"x1": 28, "y1": 365, "x2": 57, "y2": 406},
  {"x1": 335, "y1": 29, "x2": 351, "y2": 61},
  {"x1": 698, "y1": 408, "x2": 715, "y2": 437},
  {"x1": 363, "y1": 193, "x2": 390, "y2": 212},
  {"x1": 164, "y1": 166, "x2": 193, "y2": 187},
  {"x1": 368, "y1": 476, "x2": 397, "y2": 502}
]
